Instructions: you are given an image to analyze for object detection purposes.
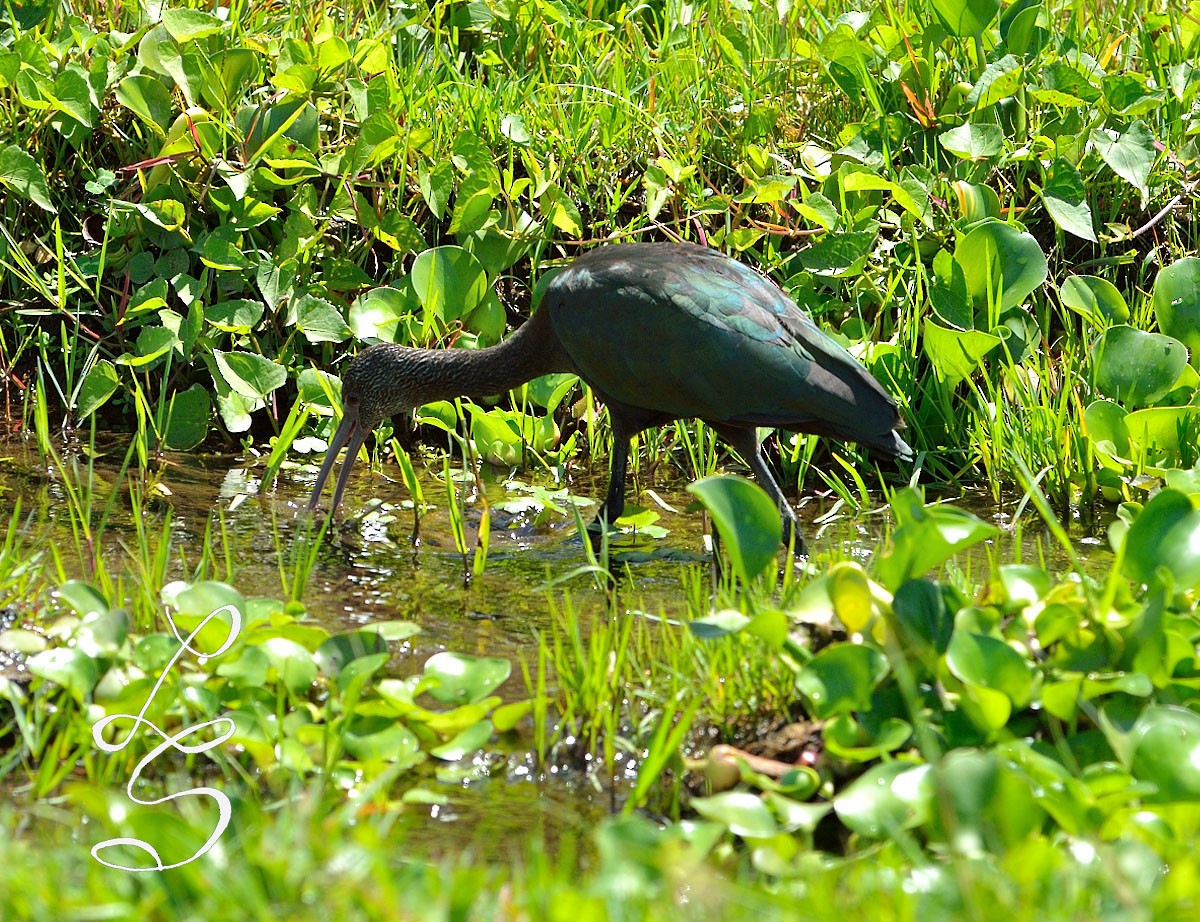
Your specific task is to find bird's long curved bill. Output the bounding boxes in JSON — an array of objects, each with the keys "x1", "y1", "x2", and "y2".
[{"x1": 308, "y1": 410, "x2": 367, "y2": 512}]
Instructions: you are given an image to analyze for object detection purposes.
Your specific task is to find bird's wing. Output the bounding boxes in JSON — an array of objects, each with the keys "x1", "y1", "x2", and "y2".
[{"x1": 547, "y1": 244, "x2": 901, "y2": 441}]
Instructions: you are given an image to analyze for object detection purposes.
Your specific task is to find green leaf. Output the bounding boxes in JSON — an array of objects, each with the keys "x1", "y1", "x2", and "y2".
[
  {"x1": 0, "y1": 144, "x2": 55, "y2": 212},
  {"x1": 293, "y1": 294, "x2": 351, "y2": 344},
  {"x1": 1090, "y1": 325, "x2": 1187, "y2": 407},
  {"x1": 1092, "y1": 121, "x2": 1155, "y2": 197},
  {"x1": 876, "y1": 489, "x2": 999, "y2": 591},
  {"x1": 76, "y1": 609, "x2": 130, "y2": 658},
  {"x1": 1039, "y1": 158, "x2": 1096, "y2": 242},
  {"x1": 423, "y1": 652, "x2": 511, "y2": 705},
  {"x1": 691, "y1": 791, "x2": 779, "y2": 839},
  {"x1": 1151, "y1": 257, "x2": 1200, "y2": 363},
  {"x1": 430, "y1": 719, "x2": 494, "y2": 761},
  {"x1": 74, "y1": 360, "x2": 120, "y2": 418},
  {"x1": 965, "y1": 54, "x2": 1023, "y2": 109},
  {"x1": 835, "y1": 762, "x2": 934, "y2": 837},
  {"x1": 162, "y1": 8, "x2": 225, "y2": 42},
  {"x1": 1125, "y1": 406, "x2": 1200, "y2": 455},
  {"x1": 922, "y1": 318, "x2": 1002, "y2": 383},
  {"x1": 56, "y1": 581, "x2": 109, "y2": 617},
  {"x1": 114, "y1": 75, "x2": 173, "y2": 134},
  {"x1": 410, "y1": 246, "x2": 488, "y2": 324},
  {"x1": 314, "y1": 630, "x2": 388, "y2": 678},
  {"x1": 953, "y1": 218, "x2": 1048, "y2": 312},
  {"x1": 1121, "y1": 489, "x2": 1200, "y2": 589},
  {"x1": 796, "y1": 230, "x2": 877, "y2": 277},
  {"x1": 929, "y1": 0, "x2": 999, "y2": 37},
  {"x1": 27, "y1": 647, "x2": 100, "y2": 703},
  {"x1": 938, "y1": 122, "x2": 1003, "y2": 160},
  {"x1": 946, "y1": 630, "x2": 1036, "y2": 708},
  {"x1": 213, "y1": 349, "x2": 287, "y2": 400},
  {"x1": 1060, "y1": 275, "x2": 1129, "y2": 327},
  {"x1": 197, "y1": 226, "x2": 252, "y2": 271},
  {"x1": 795, "y1": 642, "x2": 888, "y2": 718},
  {"x1": 162, "y1": 385, "x2": 210, "y2": 450},
  {"x1": 687, "y1": 475, "x2": 782, "y2": 582},
  {"x1": 258, "y1": 637, "x2": 318, "y2": 695},
  {"x1": 1128, "y1": 705, "x2": 1200, "y2": 801}
]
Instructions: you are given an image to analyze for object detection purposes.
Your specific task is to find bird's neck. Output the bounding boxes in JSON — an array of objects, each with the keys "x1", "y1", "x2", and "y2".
[{"x1": 410, "y1": 308, "x2": 572, "y2": 404}]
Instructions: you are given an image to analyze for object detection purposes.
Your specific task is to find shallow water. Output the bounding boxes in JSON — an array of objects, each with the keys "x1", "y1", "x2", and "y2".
[{"x1": 0, "y1": 435, "x2": 1115, "y2": 857}]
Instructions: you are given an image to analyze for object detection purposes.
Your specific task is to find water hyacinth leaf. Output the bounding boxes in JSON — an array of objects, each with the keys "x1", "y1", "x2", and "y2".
[
  {"x1": 938, "y1": 122, "x2": 1004, "y2": 160},
  {"x1": 687, "y1": 475, "x2": 782, "y2": 582},
  {"x1": 1125, "y1": 406, "x2": 1200, "y2": 455},
  {"x1": 1127, "y1": 705, "x2": 1200, "y2": 801},
  {"x1": 349, "y1": 285, "x2": 418, "y2": 343},
  {"x1": 930, "y1": 0, "x2": 998, "y2": 35},
  {"x1": 945, "y1": 630, "x2": 1036, "y2": 707},
  {"x1": 930, "y1": 750, "x2": 1043, "y2": 850},
  {"x1": 688, "y1": 608, "x2": 751, "y2": 639},
  {"x1": 293, "y1": 294, "x2": 351, "y2": 344},
  {"x1": 76, "y1": 609, "x2": 130, "y2": 658},
  {"x1": 162, "y1": 579, "x2": 245, "y2": 619},
  {"x1": 824, "y1": 713, "x2": 912, "y2": 761},
  {"x1": 1092, "y1": 121, "x2": 1155, "y2": 197},
  {"x1": 114, "y1": 74, "x2": 172, "y2": 133},
  {"x1": 297, "y1": 368, "x2": 340, "y2": 412},
  {"x1": 965, "y1": 54, "x2": 1023, "y2": 109},
  {"x1": 258, "y1": 637, "x2": 318, "y2": 695},
  {"x1": 1151, "y1": 257, "x2": 1200, "y2": 361},
  {"x1": 891, "y1": 578, "x2": 954, "y2": 656},
  {"x1": 691, "y1": 791, "x2": 779, "y2": 839},
  {"x1": 829, "y1": 561, "x2": 874, "y2": 632},
  {"x1": 362, "y1": 620, "x2": 421, "y2": 643},
  {"x1": 162, "y1": 8, "x2": 224, "y2": 41},
  {"x1": 795, "y1": 230, "x2": 876, "y2": 277},
  {"x1": 0, "y1": 629, "x2": 46, "y2": 654},
  {"x1": 954, "y1": 219, "x2": 1048, "y2": 312},
  {"x1": 1061, "y1": 276, "x2": 1129, "y2": 327},
  {"x1": 215, "y1": 645, "x2": 270, "y2": 686},
  {"x1": 951, "y1": 180, "x2": 1001, "y2": 223},
  {"x1": 133, "y1": 634, "x2": 180, "y2": 672},
  {"x1": 163, "y1": 385, "x2": 210, "y2": 450},
  {"x1": 214, "y1": 349, "x2": 287, "y2": 400},
  {"x1": 410, "y1": 245, "x2": 488, "y2": 323},
  {"x1": 876, "y1": 489, "x2": 999, "y2": 591},
  {"x1": 461, "y1": 210, "x2": 538, "y2": 274},
  {"x1": 424, "y1": 651, "x2": 511, "y2": 705},
  {"x1": 56, "y1": 580, "x2": 109, "y2": 618},
  {"x1": 998, "y1": 564, "x2": 1052, "y2": 610},
  {"x1": 206, "y1": 299, "x2": 264, "y2": 334},
  {"x1": 922, "y1": 319, "x2": 1002, "y2": 383},
  {"x1": 1039, "y1": 159, "x2": 1096, "y2": 242},
  {"x1": 1090, "y1": 325, "x2": 1186, "y2": 407},
  {"x1": 27, "y1": 647, "x2": 100, "y2": 703},
  {"x1": 1121, "y1": 489, "x2": 1200, "y2": 588},
  {"x1": 343, "y1": 717, "x2": 423, "y2": 764},
  {"x1": 795, "y1": 642, "x2": 888, "y2": 718},
  {"x1": 430, "y1": 719, "x2": 494, "y2": 761},
  {"x1": 0, "y1": 144, "x2": 55, "y2": 212},
  {"x1": 1082, "y1": 400, "x2": 1131, "y2": 466},
  {"x1": 834, "y1": 762, "x2": 934, "y2": 838},
  {"x1": 314, "y1": 630, "x2": 389, "y2": 678}
]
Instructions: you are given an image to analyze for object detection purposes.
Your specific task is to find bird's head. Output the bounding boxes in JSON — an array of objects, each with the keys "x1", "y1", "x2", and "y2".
[{"x1": 307, "y1": 343, "x2": 420, "y2": 513}]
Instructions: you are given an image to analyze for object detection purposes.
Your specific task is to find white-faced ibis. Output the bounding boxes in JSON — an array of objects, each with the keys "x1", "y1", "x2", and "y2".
[{"x1": 308, "y1": 242, "x2": 912, "y2": 550}]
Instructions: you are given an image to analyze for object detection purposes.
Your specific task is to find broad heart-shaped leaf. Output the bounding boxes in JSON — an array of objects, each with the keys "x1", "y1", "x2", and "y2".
[
  {"x1": 410, "y1": 245, "x2": 488, "y2": 324},
  {"x1": 1091, "y1": 121, "x2": 1155, "y2": 197},
  {"x1": 928, "y1": 750, "x2": 1043, "y2": 850},
  {"x1": 834, "y1": 762, "x2": 934, "y2": 838},
  {"x1": 930, "y1": 0, "x2": 999, "y2": 35},
  {"x1": 1090, "y1": 325, "x2": 1187, "y2": 408},
  {"x1": 213, "y1": 349, "x2": 287, "y2": 400},
  {"x1": 945, "y1": 629, "x2": 1036, "y2": 708},
  {"x1": 74, "y1": 360, "x2": 120, "y2": 418},
  {"x1": 1126, "y1": 705, "x2": 1200, "y2": 802},
  {"x1": 1039, "y1": 158, "x2": 1096, "y2": 242},
  {"x1": 938, "y1": 122, "x2": 1003, "y2": 160},
  {"x1": 875, "y1": 488, "x2": 999, "y2": 591},
  {"x1": 313, "y1": 630, "x2": 388, "y2": 678},
  {"x1": 56, "y1": 580, "x2": 109, "y2": 617},
  {"x1": 1060, "y1": 275, "x2": 1129, "y2": 327},
  {"x1": 162, "y1": 385, "x2": 210, "y2": 450},
  {"x1": 1125, "y1": 406, "x2": 1200, "y2": 455},
  {"x1": 953, "y1": 218, "x2": 1048, "y2": 314},
  {"x1": 293, "y1": 293, "x2": 351, "y2": 344},
  {"x1": 114, "y1": 74, "x2": 172, "y2": 134},
  {"x1": 0, "y1": 143, "x2": 55, "y2": 212},
  {"x1": 687, "y1": 475, "x2": 782, "y2": 582},
  {"x1": 1121, "y1": 489, "x2": 1200, "y2": 589},
  {"x1": 26, "y1": 647, "x2": 100, "y2": 703},
  {"x1": 258, "y1": 637, "x2": 318, "y2": 695},
  {"x1": 76, "y1": 609, "x2": 130, "y2": 658},
  {"x1": 1151, "y1": 257, "x2": 1200, "y2": 362},
  {"x1": 342, "y1": 716, "x2": 423, "y2": 765},
  {"x1": 423, "y1": 651, "x2": 510, "y2": 705},
  {"x1": 349, "y1": 285, "x2": 418, "y2": 343},
  {"x1": 1083, "y1": 399, "x2": 1132, "y2": 465},
  {"x1": 922, "y1": 318, "x2": 1001, "y2": 383},
  {"x1": 691, "y1": 790, "x2": 779, "y2": 839},
  {"x1": 795, "y1": 642, "x2": 888, "y2": 718}
]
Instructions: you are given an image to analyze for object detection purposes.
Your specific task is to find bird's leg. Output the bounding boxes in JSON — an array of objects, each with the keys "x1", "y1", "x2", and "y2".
[
  {"x1": 715, "y1": 426, "x2": 806, "y2": 556},
  {"x1": 589, "y1": 419, "x2": 630, "y2": 546}
]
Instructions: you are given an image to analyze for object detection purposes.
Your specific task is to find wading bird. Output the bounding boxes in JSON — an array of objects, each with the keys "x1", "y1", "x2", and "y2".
[{"x1": 308, "y1": 242, "x2": 912, "y2": 551}]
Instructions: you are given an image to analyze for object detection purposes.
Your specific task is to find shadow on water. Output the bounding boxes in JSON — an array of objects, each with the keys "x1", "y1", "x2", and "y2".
[{"x1": 0, "y1": 435, "x2": 1118, "y2": 859}]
